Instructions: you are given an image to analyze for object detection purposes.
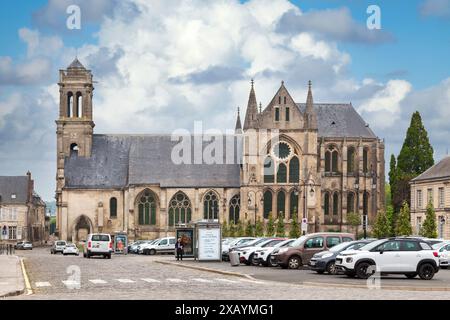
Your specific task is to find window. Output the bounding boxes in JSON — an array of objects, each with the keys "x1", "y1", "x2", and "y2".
[
  {"x1": 275, "y1": 107, "x2": 280, "y2": 121},
  {"x1": 439, "y1": 187, "x2": 445, "y2": 208},
  {"x1": 324, "y1": 192, "x2": 330, "y2": 215},
  {"x1": 229, "y1": 195, "x2": 240, "y2": 224},
  {"x1": 8, "y1": 226, "x2": 17, "y2": 240},
  {"x1": 70, "y1": 143, "x2": 79, "y2": 157},
  {"x1": 347, "y1": 193, "x2": 355, "y2": 213},
  {"x1": 326, "y1": 237, "x2": 340, "y2": 248},
  {"x1": 169, "y1": 192, "x2": 192, "y2": 226},
  {"x1": 343, "y1": 237, "x2": 353, "y2": 242},
  {"x1": 325, "y1": 148, "x2": 339, "y2": 173},
  {"x1": 347, "y1": 147, "x2": 355, "y2": 173},
  {"x1": 332, "y1": 151, "x2": 338, "y2": 173},
  {"x1": 289, "y1": 191, "x2": 298, "y2": 219},
  {"x1": 363, "y1": 148, "x2": 369, "y2": 173},
  {"x1": 416, "y1": 216, "x2": 422, "y2": 234},
  {"x1": 363, "y1": 192, "x2": 369, "y2": 216},
  {"x1": 137, "y1": 190, "x2": 157, "y2": 225},
  {"x1": 169, "y1": 238, "x2": 176, "y2": 245},
  {"x1": 76, "y1": 92, "x2": 83, "y2": 118},
  {"x1": 277, "y1": 163, "x2": 287, "y2": 183},
  {"x1": 278, "y1": 96, "x2": 281, "y2": 104},
  {"x1": 333, "y1": 193, "x2": 339, "y2": 216},
  {"x1": 284, "y1": 96, "x2": 286, "y2": 104},
  {"x1": 289, "y1": 156, "x2": 299, "y2": 183},
  {"x1": 427, "y1": 188, "x2": 433, "y2": 205},
  {"x1": 203, "y1": 191, "x2": 219, "y2": 220},
  {"x1": 159, "y1": 239, "x2": 168, "y2": 245},
  {"x1": 67, "y1": 92, "x2": 73, "y2": 117},
  {"x1": 417, "y1": 190, "x2": 423, "y2": 209},
  {"x1": 264, "y1": 156, "x2": 275, "y2": 183},
  {"x1": 263, "y1": 191, "x2": 272, "y2": 219},
  {"x1": 375, "y1": 241, "x2": 401, "y2": 252},
  {"x1": 402, "y1": 241, "x2": 420, "y2": 251},
  {"x1": 304, "y1": 237, "x2": 324, "y2": 249},
  {"x1": 325, "y1": 151, "x2": 331, "y2": 172},
  {"x1": 91, "y1": 235, "x2": 110, "y2": 241},
  {"x1": 277, "y1": 191, "x2": 285, "y2": 217},
  {"x1": 285, "y1": 107, "x2": 290, "y2": 121},
  {"x1": 110, "y1": 197, "x2": 117, "y2": 218}
]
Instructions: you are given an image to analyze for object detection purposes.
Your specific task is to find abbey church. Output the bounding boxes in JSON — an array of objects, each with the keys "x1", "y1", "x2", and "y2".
[{"x1": 55, "y1": 59, "x2": 385, "y2": 241}]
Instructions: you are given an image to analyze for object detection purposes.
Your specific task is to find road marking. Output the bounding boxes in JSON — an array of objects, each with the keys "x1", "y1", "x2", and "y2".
[
  {"x1": 0, "y1": 282, "x2": 8, "y2": 285},
  {"x1": 216, "y1": 278, "x2": 238, "y2": 284},
  {"x1": 240, "y1": 279, "x2": 265, "y2": 285},
  {"x1": 89, "y1": 279, "x2": 107, "y2": 284},
  {"x1": 141, "y1": 278, "x2": 161, "y2": 283},
  {"x1": 20, "y1": 258, "x2": 33, "y2": 295},
  {"x1": 35, "y1": 282, "x2": 51, "y2": 287},
  {"x1": 62, "y1": 280, "x2": 80, "y2": 288},
  {"x1": 191, "y1": 278, "x2": 213, "y2": 283},
  {"x1": 166, "y1": 278, "x2": 187, "y2": 283},
  {"x1": 116, "y1": 279, "x2": 135, "y2": 283}
]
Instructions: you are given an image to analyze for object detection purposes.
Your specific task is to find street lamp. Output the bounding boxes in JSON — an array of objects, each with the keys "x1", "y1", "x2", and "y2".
[{"x1": 247, "y1": 191, "x2": 263, "y2": 236}]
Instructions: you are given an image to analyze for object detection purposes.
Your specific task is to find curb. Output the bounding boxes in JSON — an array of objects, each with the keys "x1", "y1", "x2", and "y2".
[
  {"x1": 301, "y1": 281, "x2": 450, "y2": 292},
  {"x1": 0, "y1": 256, "x2": 25, "y2": 298},
  {"x1": 154, "y1": 260, "x2": 256, "y2": 280},
  {"x1": 20, "y1": 258, "x2": 33, "y2": 296}
]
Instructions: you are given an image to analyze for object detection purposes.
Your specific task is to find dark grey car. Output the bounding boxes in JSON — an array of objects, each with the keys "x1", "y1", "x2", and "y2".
[{"x1": 308, "y1": 239, "x2": 374, "y2": 274}]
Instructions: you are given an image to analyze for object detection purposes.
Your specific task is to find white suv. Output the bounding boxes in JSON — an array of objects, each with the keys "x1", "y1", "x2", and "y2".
[
  {"x1": 335, "y1": 238, "x2": 439, "y2": 280},
  {"x1": 84, "y1": 233, "x2": 113, "y2": 259}
]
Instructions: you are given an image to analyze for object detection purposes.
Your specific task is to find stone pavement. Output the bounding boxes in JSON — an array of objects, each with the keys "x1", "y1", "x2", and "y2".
[{"x1": 0, "y1": 255, "x2": 25, "y2": 297}]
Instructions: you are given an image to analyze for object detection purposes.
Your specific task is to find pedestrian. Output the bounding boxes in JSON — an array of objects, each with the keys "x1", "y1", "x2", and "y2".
[{"x1": 175, "y1": 238, "x2": 184, "y2": 261}]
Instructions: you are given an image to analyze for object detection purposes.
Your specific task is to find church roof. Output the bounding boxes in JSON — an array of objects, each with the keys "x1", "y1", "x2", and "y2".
[
  {"x1": 68, "y1": 58, "x2": 85, "y2": 69},
  {"x1": 297, "y1": 103, "x2": 377, "y2": 138},
  {"x1": 411, "y1": 156, "x2": 450, "y2": 182},
  {"x1": 0, "y1": 176, "x2": 29, "y2": 204},
  {"x1": 64, "y1": 135, "x2": 242, "y2": 189}
]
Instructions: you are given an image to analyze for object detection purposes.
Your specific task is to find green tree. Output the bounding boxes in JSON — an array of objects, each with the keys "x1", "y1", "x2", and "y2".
[
  {"x1": 228, "y1": 221, "x2": 235, "y2": 237},
  {"x1": 385, "y1": 205, "x2": 395, "y2": 236},
  {"x1": 266, "y1": 212, "x2": 275, "y2": 236},
  {"x1": 396, "y1": 201, "x2": 412, "y2": 236},
  {"x1": 289, "y1": 208, "x2": 301, "y2": 238},
  {"x1": 222, "y1": 220, "x2": 229, "y2": 237},
  {"x1": 255, "y1": 217, "x2": 264, "y2": 237},
  {"x1": 388, "y1": 154, "x2": 397, "y2": 207},
  {"x1": 372, "y1": 211, "x2": 390, "y2": 238},
  {"x1": 346, "y1": 212, "x2": 361, "y2": 239},
  {"x1": 393, "y1": 112, "x2": 434, "y2": 211},
  {"x1": 235, "y1": 221, "x2": 245, "y2": 237},
  {"x1": 276, "y1": 212, "x2": 285, "y2": 237},
  {"x1": 385, "y1": 184, "x2": 392, "y2": 208},
  {"x1": 421, "y1": 202, "x2": 438, "y2": 238},
  {"x1": 245, "y1": 220, "x2": 254, "y2": 237}
]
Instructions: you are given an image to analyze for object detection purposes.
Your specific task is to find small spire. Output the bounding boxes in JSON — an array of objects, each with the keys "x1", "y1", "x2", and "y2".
[
  {"x1": 259, "y1": 102, "x2": 262, "y2": 113},
  {"x1": 281, "y1": 80, "x2": 284, "y2": 86},
  {"x1": 235, "y1": 106, "x2": 242, "y2": 133},
  {"x1": 308, "y1": 80, "x2": 312, "y2": 90},
  {"x1": 251, "y1": 78, "x2": 254, "y2": 88}
]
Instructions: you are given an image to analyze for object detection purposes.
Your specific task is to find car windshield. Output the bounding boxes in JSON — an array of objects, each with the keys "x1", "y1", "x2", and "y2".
[
  {"x1": 57, "y1": 241, "x2": 66, "y2": 245},
  {"x1": 276, "y1": 239, "x2": 294, "y2": 248},
  {"x1": 289, "y1": 236, "x2": 308, "y2": 247},
  {"x1": 240, "y1": 238, "x2": 266, "y2": 247},
  {"x1": 329, "y1": 241, "x2": 355, "y2": 252},
  {"x1": 358, "y1": 239, "x2": 386, "y2": 251}
]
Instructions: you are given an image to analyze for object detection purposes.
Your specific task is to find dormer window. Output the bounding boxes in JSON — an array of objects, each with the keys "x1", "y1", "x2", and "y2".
[{"x1": 275, "y1": 107, "x2": 280, "y2": 121}]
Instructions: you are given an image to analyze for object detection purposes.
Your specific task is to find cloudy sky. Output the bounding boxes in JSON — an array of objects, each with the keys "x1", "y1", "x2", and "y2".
[{"x1": 0, "y1": 0, "x2": 449, "y2": 201}]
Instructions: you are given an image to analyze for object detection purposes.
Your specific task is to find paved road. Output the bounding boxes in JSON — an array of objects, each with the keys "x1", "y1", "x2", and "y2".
[{"x1": 9, "y1": 248, "x2": 450, "y2": 300}]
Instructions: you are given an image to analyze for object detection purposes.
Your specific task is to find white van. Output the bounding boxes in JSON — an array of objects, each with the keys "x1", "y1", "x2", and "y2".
[
  {"x1": 84, "y1": 233, "x2": 113, "y2": 259},
  {"x1": 140, "y1": 237, "x2": 176, "y2": 255}
]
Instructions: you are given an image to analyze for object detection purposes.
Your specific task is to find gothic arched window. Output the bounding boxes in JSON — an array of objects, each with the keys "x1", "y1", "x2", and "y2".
[
  {"x1": 203, "y1": 191, "x2": 219, "y2": 220},
  {"x1": 347, "y1": 146, "x2": 356, "y2": 173},
  {"x1": 264, "y1": 156, "x2": 275, "y2": 183},
  {"x1": 110, "y1": 197, "x2": 117, "y2": 218},
  {"x1": 76, "y1": 92, "x2": 83, "y2": 118},
  {"x1": 263, "y1": 190, "x2": 272, "y2": 219},
  {"x1": 332, "y1": 150, "x2": 339, "y2": 173},
  {"x1": 229, "y1": 195, "x2": 240, "y2": 224},
  {"x1": 67, "y1": 92, "x2": 74, "y2": 117},
  {"x1": 277, "y1": 190, "x2": 285, "y2": 218},
  {"x1": 137, "y1": 190, "x2": 156, "y2": 225},
  {"x1": 169, "y1": 192, "x2": 192, "y2": 226},
  {"x1": 277, "y1": 163, "x2": 287, "y2": 183},
  {"x1": 289, "y1": 190, "x2": 299, "y2": 219},
  {"x1": 324, "y1": 192, "x2": 330, "y2": 215},
  {"x1": 347, "y1": 192, "x2": 355, "y2": 214},
  {"x1": 289, "y1": 156, "x2": 299, "y2": 183},
  {"x1": 363, "y1": 148, "x2": 369, "y2": 173},
  {"x1": 333, "y1": 192, "x2": 339, "y2": 216}
]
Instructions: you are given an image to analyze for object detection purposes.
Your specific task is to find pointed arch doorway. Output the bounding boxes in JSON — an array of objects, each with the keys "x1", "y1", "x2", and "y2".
[{"x1": 71, "y1": 215, "x2": 93, "y2": 242}]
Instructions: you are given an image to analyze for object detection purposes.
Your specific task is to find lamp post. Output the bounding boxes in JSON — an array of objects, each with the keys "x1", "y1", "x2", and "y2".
[
  {"x1": 247, "y1": 191, "x2": 263, "y2": 236},
  {"x1": 354, "y1": 173, "x2": 360, "y2": 238}
]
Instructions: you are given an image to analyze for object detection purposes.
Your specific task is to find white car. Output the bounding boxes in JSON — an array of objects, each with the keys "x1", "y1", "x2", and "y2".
[
  {"x1": 335, "y1": 238, "x2": 440, "y2": 280},
  {"x1": 22, "y1": 242, "x2": 33, "y2": 250},
  {"x1": 139, "y1": 237, "x2": 176, "y2": 255},
  {"x1": 235, "y1": 238, "x2": 287, "y2": 265},
  {"x1": 63, "y1": 243, "x2": 80, "y2": 256},
  {"x1": 222, "y1": 237, "x2": 257, "y2": 261},
  {"x1": 432, "y1": 241, "x2": 450, "y2": 268},
  {"x1": 254, "y1": 239, "x2": 295, "y2": 266},
  {"x1": 84, "y1": 233, "x2": 113, "y2": 259}
]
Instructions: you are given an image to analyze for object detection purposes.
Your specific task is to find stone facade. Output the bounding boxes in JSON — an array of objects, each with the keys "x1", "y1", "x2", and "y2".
[{"x1": 55, "y1": 59, "x2": 385, "y2": 242}]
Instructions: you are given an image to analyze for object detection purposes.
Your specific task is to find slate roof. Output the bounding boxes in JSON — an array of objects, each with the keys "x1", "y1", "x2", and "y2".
[
  {"x1": 68, "y1": 58, "x2": 85, "y2": 69},
  {"x1": 411, "y1": 156, "x2": 450, "y2": 182},
  {"x1": 297, "y1": 103, "x2": 377, "y2": 138},
  {"x1": 64, "y1": 134, "x2": 242, "y2": 189},
  {"x1": 0, "y1": 176, "x2": 29, "y2": 204}
]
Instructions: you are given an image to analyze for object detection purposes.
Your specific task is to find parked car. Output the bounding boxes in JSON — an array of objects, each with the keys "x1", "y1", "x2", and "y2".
[
  {"x1": 51, "y1": 240, "x2": 67, "y2": 254},
  {"x1": 14, "y1": 241, "x2": 25, "y2": 250},
  {"x1": 271, "y1": 232, "x2": 354, "y2": 269},
  {"x1": 222, "y1": 237, "x2": 256, "y2": 261},
  {"x1": 432, "y1": 241, "x2": 450, "y2": 268},
  {"x1": 254, "y1": 239, "x2": 295, "y2": 266},
  {"x1": 235, "y1": 238, "x2": 287, "y2": 265},
  {"x1": 63, "y1": 243, "x2": 80, "y2": 256},
  {"x1": 22, "y1": 242, "x2": 33, "y2": 250},
  {"x1": 83, "y1": 233, "x2": 113, "y2": 259},
  {"x1": 309, "y1": 239, "x2": 374, "y2": 274},
  {"x1": 140, "y1": 237, "x2": 176, "y2": 255},
  {"x1": 335, "y1": 237, "x2": 440, "y2": 280},
  {"x1": 128, "y1": 240, "x2": 149, "y2": 254}
]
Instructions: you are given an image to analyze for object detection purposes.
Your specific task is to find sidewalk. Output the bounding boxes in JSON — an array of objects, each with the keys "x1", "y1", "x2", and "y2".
[{"x1": 0, "y1": 255, "x2": 25, "y2": 297}]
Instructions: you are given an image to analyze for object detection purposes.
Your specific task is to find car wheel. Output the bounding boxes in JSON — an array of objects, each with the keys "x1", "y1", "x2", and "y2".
[
  {"x1": 107, "y1": 254, "x2": 111, "y2": 259},
  {"x1": 63, "y1": 253, "x2": 66, "y2": 256},
  {"x1": 150, "y1": 249, "x2": 156, "y2": 255},
  {"x1": 245, "y1": 254, "x2": 254, "y2": 266},
  {"x1": 355, "y1": 261, "x2": 375, "y2": 279},
  {"x1": 418, "y1": 263, "x2": 435, "y2": 280},
  {"x1": 287, "y1": 256, "x2": 302, "y2": 269},
  {"x1": 326, "y1": 261, "x2": 337, "y2": 275},
  {"x1": 405, "y1": 273, "x2": 417, "y2": 279},
  {"x1": 345, "y1": 272, "x2": 356, "y2": 278},
  {"x1": 269, "y1": 257, "x2": 278, "y2": 268},
  {"x1": 316, "y1": 270, "x2": 325, "y2": 274}
]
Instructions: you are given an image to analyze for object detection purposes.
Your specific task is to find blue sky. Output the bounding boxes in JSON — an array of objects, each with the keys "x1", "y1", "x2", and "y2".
[{"x1": 0, "y1": 0, "x2": 449, "y2": 200}]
